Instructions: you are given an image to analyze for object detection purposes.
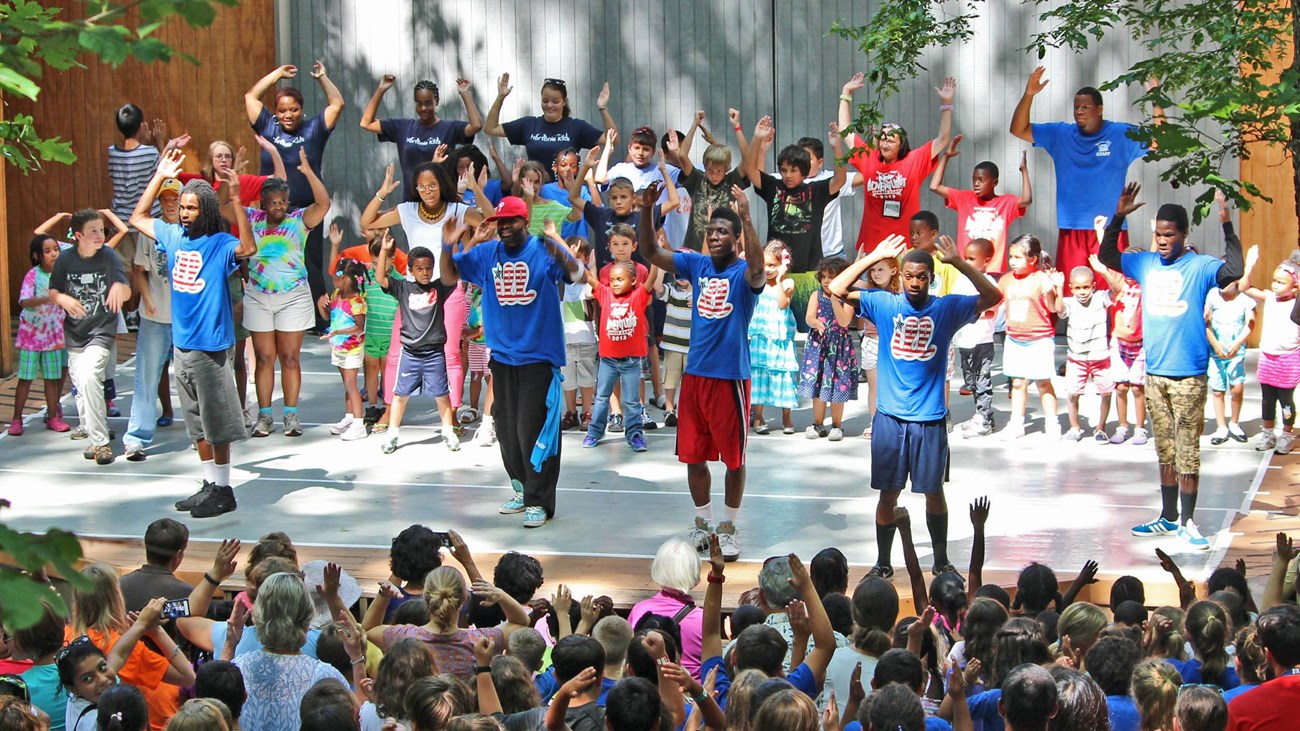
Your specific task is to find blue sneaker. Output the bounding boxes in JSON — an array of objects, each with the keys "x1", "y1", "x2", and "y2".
[
  {"x1": 1177, "y1": 521, "x2": 1211, "y2": 551},
  {"x1": 582, "y1": 435, "x2": 599, "y2": 448},
  {"x1": 523, "y1": 506, "x2": 547, "y2": 528},
  {"x1": 629, "y1": 434, "x2": 648, "y2": 452},
  {"x1": 1131, "y1": 516, "x2": 1178, "y2": 537},
  {"x1": 499, "y1": 492, "x2": 525, "y2": 514}
]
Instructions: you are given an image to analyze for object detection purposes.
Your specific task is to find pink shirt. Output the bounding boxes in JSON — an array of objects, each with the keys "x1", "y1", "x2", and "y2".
[
  {"x1": 628, "y1": 590, "x2": 704, "y2": 679},
  {"x1": 17, "y1": 267, "x2": 64, "y2": 351},
  {"x1": 944, "y1": 189, "x2": 1025, "y2": 273}
]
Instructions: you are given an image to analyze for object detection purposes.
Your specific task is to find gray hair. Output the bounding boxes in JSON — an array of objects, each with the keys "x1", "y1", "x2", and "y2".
[
  {"x1": 650, "y1": 538, "x2": 702, "y2": 594},
  {"x1": 253, "y1": 572, "x2": 314, "y2": 651}
]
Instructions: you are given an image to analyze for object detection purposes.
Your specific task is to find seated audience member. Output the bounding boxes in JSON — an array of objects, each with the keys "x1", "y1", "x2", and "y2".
[
  {"x1": 1046, "y1": 666, "x2": 1108, "y2": 731},
  {"x1": 298, "y1": 678, "x2": 361, "y2": 731},
  {"x1": 499, "y1": 635, "x2": 607, "y2": 730},
  {"x1": 1000, "y1": 664, "x2": 1058, "y2": 731},
  {"x1": 403, "y1": 675, "x2": 474, "y2": 730},
  {"x1": 365, "y1": 525, "x2": 446, "y2": 625},
  {"x1": 1223, "y1": 626, "x2": 1266, "y2": 703},
  {"x1": 193, "y1": 661, "x2": 245, "y2": 729},
  {"x1": 1132, "y1": 658, "x2": 1181, "y2": 731},
  {"x1": 592, "y1": 617, "x2": 634, "y2": 704},
  {"x1": 1176, "y1": 685, "x2": 1227, "y2": 731},
  {"x1": 490, "y1": 654, "x2": 542, "y2": 714},
  {"x1": 119, "y1": 519, "x2": 194, "y2": 612},
  {"x1": 1227, "y1": 604, "x2": 1300, "y2": 729},
  {"x1": 628, "y1": 538, "x2": 705, "y2": 677},
  {"x1": 1084, "y1": 636, "x2": 1143, "y2": 731}
]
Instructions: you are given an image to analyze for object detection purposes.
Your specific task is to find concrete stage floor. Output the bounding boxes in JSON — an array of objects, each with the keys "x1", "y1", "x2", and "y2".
[{"x1": 0, "y1": 340, "x2": 1269, "y2": 587}]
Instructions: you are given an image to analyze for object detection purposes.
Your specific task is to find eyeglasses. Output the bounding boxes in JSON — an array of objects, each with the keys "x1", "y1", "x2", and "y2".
[
  {"x1": 415, "y1": 184, "x2": 439, "y2": 192},
  {"x1": 0, "y1": 673, "x2": 30, "y2": 704},
  {"x1": 543, "y1": 77, "x2": 567, "y2": 89},
  {"x1": 54, "y1": 634, "x2": 93, "y2": 663},
  {"x1": 1178, "y1": 683, "x2": 1224, "y2": 695}
]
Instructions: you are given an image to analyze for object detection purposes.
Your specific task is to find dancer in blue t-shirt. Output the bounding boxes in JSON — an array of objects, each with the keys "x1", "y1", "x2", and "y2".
[
  {"x1": 638, "y1": 182, "x2": 766, "y2": 561},
  {"x1": 447, "y1": 197, "x2": 585, "y2": 529},
  {"x1": 1099, "y1": 183, "x2": 1244, "y2": 551},
  {"x1": 829, "y1": 234, "x2": 1002, "y2": 578},
  {"x1": 130, "y1": 149, "x2": 259, "y2": 519}
]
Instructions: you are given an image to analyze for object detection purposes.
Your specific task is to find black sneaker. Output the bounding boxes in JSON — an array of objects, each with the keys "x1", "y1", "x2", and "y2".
[
  {"x1": 866, "y1": 564, "x2": 895, "y2": 579},
  {"x1": 175, "y1": 481, "x2": 217, "y2": 511},
  {"x1": 664, "y1": 411, "x2": 678, "y2": 427},
  {"x1": 190, "y1": 485, "x2": 237, "y2": 518},
  {"x1": 932, "y1": 563, "x2": 959, "y2": 576}
]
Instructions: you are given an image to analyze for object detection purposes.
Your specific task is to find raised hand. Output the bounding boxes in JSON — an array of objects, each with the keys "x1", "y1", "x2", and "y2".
[
  {"x1": 786, "y1": 599, "x2": 811, "y2": 637},
  {"x1": 336, "y1": 608, "x2": 367, "y2": 660},
  {"x1": 842, "y1": 71, "x2": 865, "y2": 96},
  {"x1": 665, "y1": 129, "x2": 680, "y2": 154},
  {"x1": 157, "y1": 148, "x2": 185, "y2": 179},
  {"x1": 317, "y1": 562, "x2": 342, "y2": 599},
  {"x1": 828, "y1": 120, "x2": 842, "y2": 142},
  {"x1": 937, "y1": 234, "x2": 961, "y2": 264},
  {"x1": 875, "y1": 233, "x2": 908, "y2": 260},
  {"x1": 310, "y1": 60, "x2": 327, "y2": 79},
  {"x1": 211, "y1": 538, "x2": 241, "y2": 581},
  {"x1": 469, "y1": 220, "x2": 497, "y2": 245},
  {"x1": 606, "y1": 128, "x2": 619, "y2": 148},
  {"x1": 559, "y1": 666, "x2": 598, "y2": 699},
  {"x1": 276, "y1": 64, "x2": 298, "y2": 80},
  {"x1": 1075, "y1": 560, "x2": 1100, "y2": 587},
  {"x1": 1155, "y1": 548, "x2": 1180, "y2": 576},
  {"x1": 893, "y1": 505, "x2": 912, "y2": 529},
  {"x1": 497, "y1": 72, "x2": 513, "y2": 98},
  {"x1": 1245, "y1": 244, "x2": 1260, "y2": 272},
  {"x1": 822, "y1": 691, "x2": 842, "y2": 731},
  {"x1": 642, "y1": 631, "x2": 667, "y2": 661},
  {"x1": 641, "y1": 181, "x2": 663, "y2": 211},
  {"x1": 730, "y1": 184, "x2": 750, "y2": 220},
  {"x1": 1115, "y1": 182, "x2": 1145, "y2": 217},
  {"x1": 380, "y1": 229, "x2": 396, "y2": 253},
  {"x1": 543, "y1": 218, "x2": 560, "y2": 241},
  {"x1": 579, "y1": 594, "x2": 600, "y2": 628},
  {"x1": 945, "y1": 134, "x2": 963, "y2": 159},
  {"x1": 694, "y1": 110, "x2": 706, "y2": 126},
  {"x1": 597, "y1": 81, "x2": 611, "y2": 111},
  {"x1": 553, "y1": 583, "x2": 573, "y2": 617},
  {"x1": 969, "y1": 496, "x2": 990, "y2": 527},
  {"x1": 473, "y1": 635, "x2": 497, "y2": 666},
  {"x1": 433, "y1": 143, "x2": 449, "y2": 164},
  {"x1": 1019, "y1": 150, "x2": 1028, "y2": 172},
  {"x1": 456, "y1": 77, "x2": 471, "y2": 93},
  {"x1": 1216, "y1": 188, "x2": 1231, "y2": 223},
  {"x1": 328, "y1": 222, "x2": 344, "y2": 249},
  {"x1": 443, "y1": 216, "x2": 468, "y2": 247},
  {"x1": 378, "y1": 163, "x2": 401, "y2": 198},
  {"x1": 1025, "y1": 66, "x2": 1049, "y2": 96},
  {"x1": 728, "y1": 108, "x2": 741, "y2": 128},
  {"x1": 1277, "y1": 532, "x2": 1296, "y2": 563},
  {"x1": 472, "y1": 579, "x2": 504, "y2": 606},
  {"x1": 908, "y1": 606, "x2": 935, "y2": 643},
  {"x1": 934, "y1": 76, "x2": 957, "y2": 105},
  {"x1": 1049, "y1": 269, "x2": 1066, "y2": 290},
  {"x1": 707, "y1": 533, "x2": 725, "y2": 578},
  {"x1": 294, "y1": 147, "x2": 312, "y2": 174},
  {"x1": 379, "y1": 74, "x2": 396, "y2": 91}
]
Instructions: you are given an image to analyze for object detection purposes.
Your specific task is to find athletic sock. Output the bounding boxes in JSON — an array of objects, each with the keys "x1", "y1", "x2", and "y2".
[
  {"x1": 1160, "y1": 484, "x2": 1179, "y2": 523},
  {"x1": 695, "y1": 503, "x2": 713, "y2": 525},
  {"x1": 926, "y1": 512, "x2": 950, "y2": 568},
  {"x1": 876, "y1": 522, "x2": 897, "y2": 567},
  {"x1": 214, "y1": 463, "x2": 231, "y2": 488},
  {"x1": 1180, "y1": 491, "x2": 1198, "y2": 526},
  {"x1": 201, "y1": 459, "x2": 216, "y2": 484},
  {"x1": 283, "y1": 406, "x2": 298, "y2": 415},
  {"x1": 258, "y1": 407, "x2": 272, "y2": 416},
  {"x1": 725, "y1": 504, "x2": 741, "y2": 526}
]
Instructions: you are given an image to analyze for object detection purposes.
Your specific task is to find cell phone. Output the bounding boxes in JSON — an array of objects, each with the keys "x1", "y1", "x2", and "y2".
[
  {"x1": 432, "y1": 531, "x2": 453, "y2": 549},
  {"x1": 162, "y1": 598, "x2": 190, "y2": 620}
]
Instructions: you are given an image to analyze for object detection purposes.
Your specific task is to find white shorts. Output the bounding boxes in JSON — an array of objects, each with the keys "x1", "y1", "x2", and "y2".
[
  {"x1": 860, "y1": 334, "x2": 879, "y2": 371},
  {"x1": 243, "y1": 285, "x2": 315, "y2": 333},
  {"x1": 562, "y1": 341, "x2": 598, "y2": 390},
  {"x1": 331, "y1": 349, "x2": 363, "y2": 370},
  {"x1": 1003, "y1": 336, "x2": 1057, "y2": 381}
]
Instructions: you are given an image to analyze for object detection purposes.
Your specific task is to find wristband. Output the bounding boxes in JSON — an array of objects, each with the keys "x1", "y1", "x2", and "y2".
[
  {"x1": 169, "y1": 645, "x2": 183, "y2": 659},
  {"x1": 707, "y1": 573, "x2": 725, "y2": 584},
  {"x1": 939, "y1": 104, "x2": 954, "y2": 111},
  {"x1": 203, "y1": 573, "x2": 220, "y2": 587},
  {"x1": 692, "y1": 691, "x2": 709, "y2": 705},
  {"x1": 733, "y1": 125, "x2": 742, "y2": 132},
  {"x1": 475, "y1": 665, "x2": 492, "y2": 674},
  {"x1": 840, "y1": 94, "x2": 853, "y2": 102},
  {"x1": 351, "y1": 657, "x2": 366, "y2": 665}
]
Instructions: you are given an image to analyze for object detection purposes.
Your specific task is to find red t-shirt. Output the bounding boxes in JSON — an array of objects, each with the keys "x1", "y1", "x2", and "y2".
[
  {"x1": 1228, "y1": 675, "x2": 1300, "y2": 731},
  {"x1": 999, "y1": 270, "x2": 1055, "y2": 341},
  {"x1": 1112, "y1": 280, "x2": 1143, "y2": 342},
  {"x1": 945, "y1": 189, "x2": 1025, "y2": 273},
  {"x1": 850, "y1": 134, "x2": 939, "y2": 252},
  {"x1": 596, "y1": 285, "x2": 651, "y2": 358},
  {"x1": 177, "y1": 172, "x2": 267, "y2": 207}
]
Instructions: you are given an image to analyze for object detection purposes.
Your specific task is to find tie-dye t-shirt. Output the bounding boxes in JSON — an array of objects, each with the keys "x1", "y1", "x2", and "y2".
[
  {"x1": 17, "y1": 266, "x2": 64, "y2": 351},
  {"x1": 329, "y1": 292, "x2": 366, "y2": 355},
  {"x1": 246, "y1": 207, "x2": 309, "y2": 293}
]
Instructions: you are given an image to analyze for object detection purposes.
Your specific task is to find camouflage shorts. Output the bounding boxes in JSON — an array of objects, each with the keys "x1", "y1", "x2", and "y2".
[{"x1": 1146, "y1": 374, "x2": 1208, "y2": 475}]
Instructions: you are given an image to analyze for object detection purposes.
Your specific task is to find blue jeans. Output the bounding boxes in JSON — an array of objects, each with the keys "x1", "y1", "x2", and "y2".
[
  {"x1": 587, "y1": 356, "x2": 645, "y2": 441},
  {"x1": 124, "y1": 318, "x2": 172, "y2": 449}
]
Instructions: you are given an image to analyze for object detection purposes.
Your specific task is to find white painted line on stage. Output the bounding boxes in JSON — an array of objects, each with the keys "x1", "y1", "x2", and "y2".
[{"x1": 1201, "y1": 450, "x2": 1276, "y2": 577}]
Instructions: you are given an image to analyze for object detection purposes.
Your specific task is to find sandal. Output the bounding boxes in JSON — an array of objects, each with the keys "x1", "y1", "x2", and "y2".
[
  {"x1": 752, "y1": 419, "x2": 770, "y2": 435},
  {"x1": 371, "y1": 423, "x2": 389, "y2": 434}
]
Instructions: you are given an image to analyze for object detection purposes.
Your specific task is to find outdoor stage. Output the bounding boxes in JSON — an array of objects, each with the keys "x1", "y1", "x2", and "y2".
[{"x1": 0, "y1": 339, "x2": 1273, "y2": 605}]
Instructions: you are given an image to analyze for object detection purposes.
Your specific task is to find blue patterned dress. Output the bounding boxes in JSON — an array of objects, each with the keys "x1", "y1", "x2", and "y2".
[
  {"x1": 748, "y1": 283, "x2": 800, "y2": 409},
  {"x1": 798, "y1": 290, "x2": 860, "y2": 402}
]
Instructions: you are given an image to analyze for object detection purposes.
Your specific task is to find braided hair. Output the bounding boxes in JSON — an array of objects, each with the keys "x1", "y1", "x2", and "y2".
[
  {"x1": 179, "y1": 179, "x2": 229, "y2": 238},
  {"x1": 414, "y1": 79, "x2": 439, "y2": 101}
]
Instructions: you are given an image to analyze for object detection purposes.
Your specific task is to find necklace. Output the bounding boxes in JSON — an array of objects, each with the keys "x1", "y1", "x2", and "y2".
[{"x1": 418, "y1": 202, "x2": 447, "y2": 223}]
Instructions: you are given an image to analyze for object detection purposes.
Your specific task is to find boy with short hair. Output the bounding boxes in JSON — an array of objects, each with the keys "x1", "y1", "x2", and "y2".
[
  {"x1": 954, "y1": 238, "x2": 1000, "y2": 437},
  {"x1": 671, "y1": 110, "x2": 751, "y2": 253},
  {"x1": 930, "y1": 134, "x2": 1032, "y2": 273},
  {"x1": 1054, "y1": 262, "x2": 1115, "y2": 442},
  {"x1": 743, "y1": 115, "x2": 846, "y2": 274},
  {"x1": 108, "y1": 104, "x2": 161, "y2": 269},
  {"x1": 48, "y1": 209, "x2": 132, "y2": 465},
  {"x1": 796, "y1": 134, "x2": 858, "y2": 260},
  {"x1": 570, "y1": 141, "x2": 676, "y2": 271}
]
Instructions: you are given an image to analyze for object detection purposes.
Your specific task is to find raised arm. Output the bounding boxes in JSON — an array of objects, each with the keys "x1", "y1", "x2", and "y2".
[
  {"x1": 895, "y1": 508, "x2": 929, "y2": 615},
  {"x1": 130, "y1": 150, "x2": 186, "y2": 240},
  {"x1": 701, "y1": 534, "x2": 726, "y2": 662},
  {"x1": 789, "y1": 554, "x2": 837, "y2": 689},
  {"x1": 827, "y1": 122, "x2": 847, "y2": 195},
  {"x1": 638, "y1": 182, "x2": 676, "y2": 274},
  {"x1": 1010, "y1": 66, "x2": 1047, "y2": 143},
  {"x1": 220, "y1": 171, "x2": 258, "y2": 259},
  {"x1": 1100, "y1": 182, "x2": 1145, "y2": 272},
  {"x1": 938, "y1": 235, "x2": 1002, "y2": 313},
  {"x1": 359, "y1": 75, "x2": 394, "y2": 134},
  {"x1": 658, "y1": 155, "x2": 681, "y2": 214},
  {"x1": 374, "y1": 230, "x2": 397, "y2": 293},
  {"x1": 34, "y1": 211, "x2": 71, "y2": 238},
  {"x1": 733, "y1": 185, "x2": 765, "y2": 289},
  {"x1": 596, "y1": 81, "x2": 618, "y2": 141},
  {"x1": 569, "y1": 147, "x2": 600, "y2": 213},
  {"x1": 1017, "y1": 151, "x2": 1033, "y2": 208},
  {"x1": 829, "y1": 235, "x2": 907, "y2": 301},
  {"x1": 1263, "y1": 533, "x2": 1296, "y2": 610},
  {"x1": 837, "y1": 73, "x2": 864, "y2": 139},
  {"x1": 309, "y1": 61, "x2": 346, "y2": 130},
  {"x1": 1216, "y1": 190, "x2": 1245, "y2": 288},
  {"x1": 930, "y1": 77, "x2": 956, "y2": 158},
  {"x1": 1050, "y1": 270, "x2": 1066, "y2": 315},
  {"x1": 1239, "y1": 245, "x2": 1266, "y2": 300},
  {"x1": 99, "y1": 209, "x2": 129, "y2": 250},
  {"x1": 729, "y1": 107, "x2": 750, "y2": 156},
  {"x1": 360, "y1": 164, "x2": 404, "y2": 231},
  {"x1": 246, "y1": 65, "x2": 296, "y2": 126},
  {"x1": 483, "y1": 73, "x2": 512, "y2": 138},
  {"x1": 677, "y1": 112, "x2": 705, "y2": 176},
  {"x1": 742, "y1": 116, "x2": 773, "y2": 188},
  {"x1": 930, "y1": 135, "x2": 961, "y2": 201},
  {"x1": 1088, "y1": 253, "x2": 1125, "y2": 295},
  {"x1": 595, "y1": 129, "x2": 616, "y2": 184},
  {"x1": 295, "y1": 148, "x2": 331, "y2": 229},
  {"x1": 967, "y1": 498, "x2": 989, "y2": 601},
  {"x1": 457, "y1": 77, "x2": 484, "y2": 136}
]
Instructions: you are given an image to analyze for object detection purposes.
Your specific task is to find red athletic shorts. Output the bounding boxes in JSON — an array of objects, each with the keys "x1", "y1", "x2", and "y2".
[
  {"x1": 1057, "y1": 228, "x2": 1129, "y2": 295},
  {"x1": 676, "y1": 373, "x2": 749, "y2": 470}
]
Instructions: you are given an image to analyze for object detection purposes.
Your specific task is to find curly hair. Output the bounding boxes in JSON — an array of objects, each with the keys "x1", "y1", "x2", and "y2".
[
  {"x1": 389, "y1": 525, "x2": 443, "y2": 584},
  {"x1": 493, "y1": 552, "x2": 544, "y2": 604}
]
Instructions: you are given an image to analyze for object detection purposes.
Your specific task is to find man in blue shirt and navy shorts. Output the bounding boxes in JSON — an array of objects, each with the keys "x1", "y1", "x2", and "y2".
[{"x1": 830, "y1": 233, "x2": 1003, "y2": 578}]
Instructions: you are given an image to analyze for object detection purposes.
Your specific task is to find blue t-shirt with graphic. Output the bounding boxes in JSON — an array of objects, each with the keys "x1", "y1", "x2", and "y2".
[
  {"x1": 502, "y1": 115, "x2": 603, "y2": 168},
  {"x1": 455, "y1": 236, "x2": 569, "y2": 367},
  {"x1": 253, "y1": 107, "x2": 333, "y2": 207},
  {"x1": 673, "y1": 251, "x2": 761, "y2": 380},
  {"x1": 378, "y1": 117, "x2": 473, "y2": 198},
  {"x1": 1121, "y1": 250, "x2": 1224, "y2": 377},
  {"x1": 858, "y1": 290, "x2": 979, "y2": 422},
  {"x1": 1031, "y1": 120, "x2": 1147, "y2": 230},
  {"x1": 462, "y1": 179, "x2": 505, "y2": 209},
  {"x1": 153, "y1": 222, "x2": 241, "y2": 351}
]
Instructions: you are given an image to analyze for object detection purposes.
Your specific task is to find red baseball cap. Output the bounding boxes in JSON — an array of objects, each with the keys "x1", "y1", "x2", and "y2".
[{"x1": 486, "y1": 196, "x2": 530, "y2": 222}]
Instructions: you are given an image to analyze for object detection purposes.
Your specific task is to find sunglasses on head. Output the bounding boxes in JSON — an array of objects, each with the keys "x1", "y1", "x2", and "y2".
[
  {"x1": 543, "y1": 77, "x2": 567, "y2": 89},
  {"x1": 0, "y1": 673, "x2": 29, "y2": 704},
  {"x1": 54, "y1": 634, "x2": 94, "y2": 663}
]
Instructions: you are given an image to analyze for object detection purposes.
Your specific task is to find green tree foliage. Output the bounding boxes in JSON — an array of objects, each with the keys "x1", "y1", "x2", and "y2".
[
  {"x1": 831, "y1": 0, "x2": 1300, "y2": 225},
  {"x1": 0, "y1": 0, "x2": 236, "y2": 172},
  {"x1": 0, "y1": 500, "x2": 85, "y2": 630}
]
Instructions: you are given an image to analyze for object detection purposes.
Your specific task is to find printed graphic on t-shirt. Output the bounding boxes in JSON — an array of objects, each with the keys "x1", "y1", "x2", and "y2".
[
  {"x1": 768, "y1": 187, "x2": 815, "y2": 236},
  {"x1": 890, "y1": 314, "x2": 937, "y2": 361},
  {"x1": 150, "y1": 245, "x2": 169, "y2": 279},
  {"x1": 605, "y1": 299, "x2": 639, "y2": 341},
  {"x1": 531, "y1": 132, "x2": 572, "y2": 144},
  {"x1": 171, "y1": 250, "x2": 207, "y2": 294},
  {"x1": 696, "y1": 277, "x2": 734, "y2": 319},
  {"x1": 1095, "y1": 140, "x2": 1112, "y2": 158},
  {"x1": 965, "y1": 205, "x2": 1006, "y2": 242},
  {"x1": 405, "y1": 288, "x2": 439, "y2": 312},
  {"x1": 1145, "y1": 269, "x2": 1188, "y2": 317},
  {"x1": 1007, "y1": 299, "x2": 1030, "y2": 323},
  {"x1": 867, "y1": 170, "x2": 907, "y2": 200},
  {"x1": 492, "y1": 261, "x2": 537, "y2": 305},
  {"x1": 66, "y1": 271, "x2": 110, "y2": 318}
]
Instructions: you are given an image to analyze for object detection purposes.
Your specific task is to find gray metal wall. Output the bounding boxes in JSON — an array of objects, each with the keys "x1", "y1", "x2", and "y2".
[{"x1": 277, "y1": 0, "x2": 1231, "y2": 253}]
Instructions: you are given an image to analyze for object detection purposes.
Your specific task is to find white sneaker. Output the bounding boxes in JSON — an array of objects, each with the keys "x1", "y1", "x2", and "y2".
[
  {"x1": 687, "y1": 516, "x2": 712, "y2": 551},
  {"x1": 476, "y1": 416, "x2": 497, "y2": 447},
  {"x1": 330, "y1": 415, "x2": 354, "y2": 435},
  {"x1": 1045, "y1": 421, "x2": 1062, "y2": 440},
  {"x1": 1178, "y1": 520, "x2": 1211, "y2": 551},
  {"x1": 340, "y1": 421, "x2": 368, "y2": 441},
  {"x1": 442, "y1": 425, "x2": 461, "y2": 452},
  {"x1": 1255, "y1": 429, "x2": 1278, "y2": 451},
  {"x1": 715, "y1": 521, "x2": 740, "y2": 561},
  {"x1": 1001, "y1": 422, "x2": 1027, "y2": 440},
  {"x1": 828, "y1": 427, "x2": 844, "y2": 441},
  {"x1": 1277, "y1": 431, "x2": 1295, "y2": 455}
]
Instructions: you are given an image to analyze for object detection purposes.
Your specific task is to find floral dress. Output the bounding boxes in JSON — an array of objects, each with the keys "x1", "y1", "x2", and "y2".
[
  {"x1": 748, "y1": 283, "x2": 799, "y2": 409},
  {"x1": 798, "y1": 290, "x2": 860, "y2": 402}
]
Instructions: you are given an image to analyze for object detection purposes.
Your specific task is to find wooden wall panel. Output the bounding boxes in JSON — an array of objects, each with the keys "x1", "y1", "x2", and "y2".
[{"x1": 4, "y1": 0, "x2": 275, "y2": 311}]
